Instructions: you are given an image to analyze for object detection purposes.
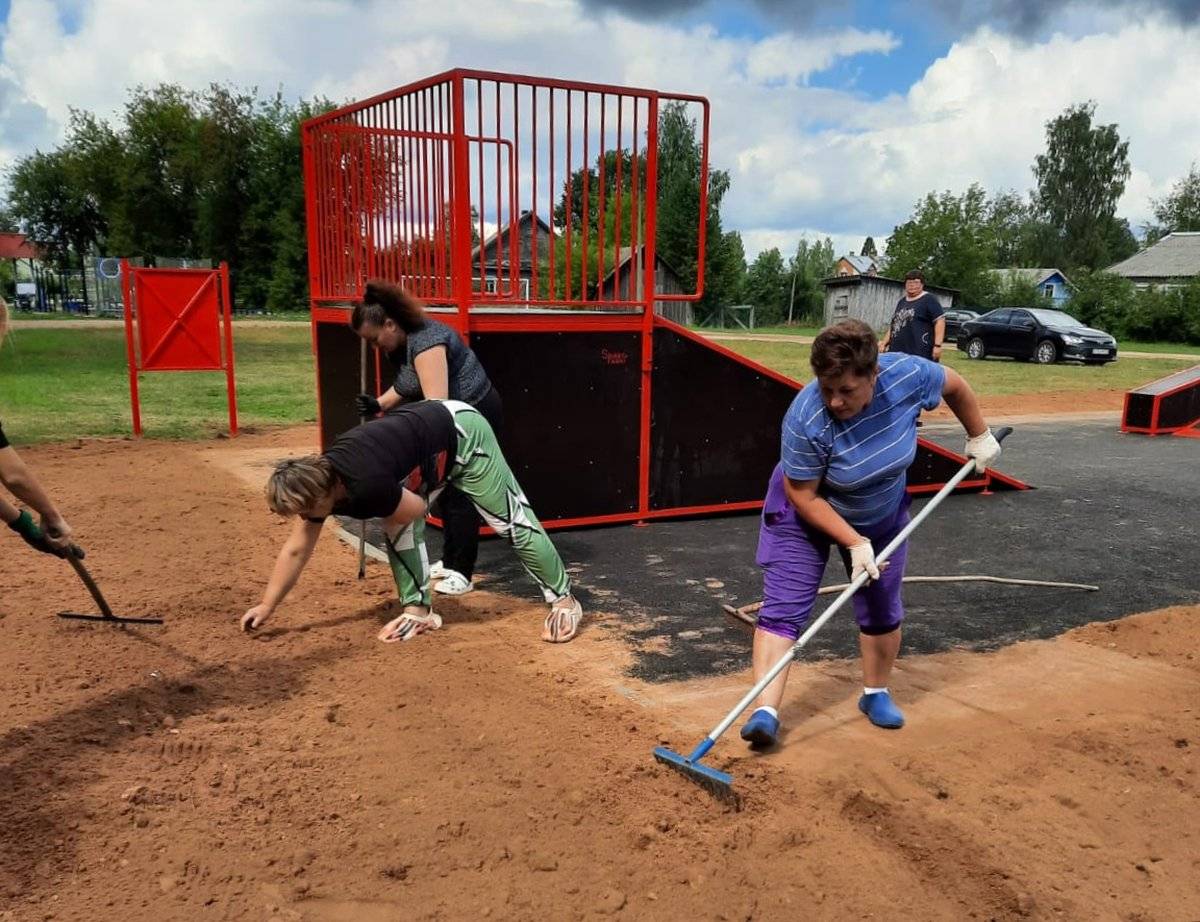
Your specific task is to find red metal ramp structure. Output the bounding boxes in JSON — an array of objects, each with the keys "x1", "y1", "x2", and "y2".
[
  {"x1": 1121, "y1": 364, "x2": 1200, "y2": 436},
  {"x1": 301, "y1": 69, "x2": 1026, "y2": 531}
]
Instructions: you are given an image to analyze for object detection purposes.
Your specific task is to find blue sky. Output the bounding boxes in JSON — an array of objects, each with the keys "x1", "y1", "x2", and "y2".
[{"x1": 2, "y1": 0, "x2": 1199, "y2": 261}]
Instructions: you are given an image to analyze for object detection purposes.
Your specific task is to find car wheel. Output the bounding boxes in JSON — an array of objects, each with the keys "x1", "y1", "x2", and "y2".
[
  {"x1": 966, "y1": 337, "x2": 986, "y2": 360},
  {"x1": 1034, "y1": 340, "x2": 1058, "y2": 364}
]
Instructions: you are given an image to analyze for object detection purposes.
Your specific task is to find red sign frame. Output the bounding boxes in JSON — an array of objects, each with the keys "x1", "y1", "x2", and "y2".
[{"x1": 121, "y1": 261, "x2": 238, "y2": 436}]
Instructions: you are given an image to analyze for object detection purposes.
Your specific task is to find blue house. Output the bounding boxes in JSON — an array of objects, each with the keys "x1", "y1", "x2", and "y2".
[{"x1": 988, "y1": 268, "x2": 1073, "y2": 306}]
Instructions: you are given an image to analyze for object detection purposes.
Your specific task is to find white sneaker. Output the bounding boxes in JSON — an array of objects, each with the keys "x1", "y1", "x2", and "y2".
[
  {"x1": 433, "y1": 570, "x2": 474, "y2": 595},
  {"x1": 429, "y1": 559, "x2": 448, "y2": 580}
]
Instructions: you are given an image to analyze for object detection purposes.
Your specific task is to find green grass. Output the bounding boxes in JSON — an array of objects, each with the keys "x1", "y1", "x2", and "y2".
[
  {"x1": 721, "y1": 339, "x2": 1198, "y2": 398},
  {"x1": 691, "y1": 322, "x2": 822, "y2": 338},
  {"x1": 0, "y1": 326, "x2": 316, "y2": 443},
  {"x1": 9, "y1": 309, "x2": 311, "y2": 323},
  {"x1": 1118, "y1": 340, "x2": 1200, "y2": 355}
]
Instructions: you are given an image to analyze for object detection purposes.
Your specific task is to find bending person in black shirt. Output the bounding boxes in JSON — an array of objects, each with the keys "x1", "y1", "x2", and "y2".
[{"x1": 240, "y1": 400, "x2": 583, "y2": 644}]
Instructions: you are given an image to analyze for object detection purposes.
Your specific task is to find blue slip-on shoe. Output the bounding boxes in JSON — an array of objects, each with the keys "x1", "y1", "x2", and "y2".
[
  {"x1": 739, "y1": 708, "x2": 780, "y2": 748},
  {"x1": 858, "y1": 691, "x2": 905, "y2": 729}
]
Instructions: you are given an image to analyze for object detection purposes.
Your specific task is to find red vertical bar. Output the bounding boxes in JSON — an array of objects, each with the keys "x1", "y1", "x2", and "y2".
[
  {"x1": 451, "y1": 74, "x2": 474, "y2": 335},
  {"x1": 548, "y1": 90, "x2": 556, "y2": 298},
  {"x1": 597, "y1": 93, "x2": 607, "y2": 300},
  {"x1": 581, "y1": 92, "x2": 590, "y2": 302},
  {"x1": 404, "y1": 94, "x2": 416, "y2": 293},
  {"x1": 531, "y1": 85, "x2": 539, "y2": 301},
  {"x1": 693, "y1": 99, "x2": 710, "y2": 299},
  {"x1": 219, "y1": 262, "x2": 239, "y2": 437},
  {"x1": 421, "y1": 89, "x2": 434, "y2": 299},
  {"x1": 512, "y1": 81, "x2": 520, "y2": 300},
  {"x1": 630, "y1": 99, "x2": 640, "y2": 298},
  {"x1": 615, "y1": 97, "x2": 623, "y2": 301},
  {"x1": 565, "y1": 90, "x2": 572, "y2": 300},
  {"x1": 432, "y1": 85, "x2": 444, "y2": 299},
  {"x1": 120, "y1": 259, "x2": 142, "y2": 437},
  {"x1": 494, "y1": 81, "x2": 503, "y2": 296},
  {"x1": 638, "y1": 95, "x2": 660, "y2": 518},
  {"x1": 476, "y1": 79, "x2": 486, "y2": 296}
]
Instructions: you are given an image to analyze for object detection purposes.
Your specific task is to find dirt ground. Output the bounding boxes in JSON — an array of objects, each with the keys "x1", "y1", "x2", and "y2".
[{"x1": 2, "y1": 426, "x2": 1198, "y2": 922}]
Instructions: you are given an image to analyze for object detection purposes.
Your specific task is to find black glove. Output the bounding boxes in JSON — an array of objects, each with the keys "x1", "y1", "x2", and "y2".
[
  {"x1": 7, "y1": 510, "x2": 74, "y2": 558},
  {"x1": 355, "y1": 393, "x2": 382, "y2": 417}
]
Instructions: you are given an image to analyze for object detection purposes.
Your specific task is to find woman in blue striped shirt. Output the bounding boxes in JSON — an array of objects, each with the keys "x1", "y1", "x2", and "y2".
[{"x1": 740, "y1": 319, "x2": 1000, "y2": 747}]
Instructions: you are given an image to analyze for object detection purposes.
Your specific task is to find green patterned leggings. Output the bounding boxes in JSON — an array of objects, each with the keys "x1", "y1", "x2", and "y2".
[{"x1": 384, "y1": 401, "x2": 572, "y2": 608}]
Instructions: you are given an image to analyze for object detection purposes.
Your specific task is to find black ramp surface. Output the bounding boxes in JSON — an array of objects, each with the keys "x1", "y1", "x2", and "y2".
[
  {"x1": 316, "y1": 322, "x2": 367, "y2": 447},
  {"x1": 470, "y1": 331, "x2": 642, "y2": 520},
  {"x1": 1157, "y1": 380, "x2": 1200, "y2": 428},
  {"x1": 649, "y1": 325, "x2": 796, "y2": 509},
  {"x1": 457, "y1": 420, "x2": 1199, "y2": 682}
]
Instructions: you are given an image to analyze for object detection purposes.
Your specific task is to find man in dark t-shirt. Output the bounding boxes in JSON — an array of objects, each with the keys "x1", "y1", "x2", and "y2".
[
  {"x1": 240, "y1": 400, "x2": 583, "y2": 645},
  {"x1": 881, "y1": 269, "x2": 946, "y2": 362}
]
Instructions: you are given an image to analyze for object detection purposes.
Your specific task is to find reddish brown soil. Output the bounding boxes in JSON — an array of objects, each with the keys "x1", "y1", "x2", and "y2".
[
  {"x1": 932, "y1": 389, "x2": 1126, "y2": 418},
  {"x1": 2, "y1": 430, "x2": 1197, "y2": 921}
]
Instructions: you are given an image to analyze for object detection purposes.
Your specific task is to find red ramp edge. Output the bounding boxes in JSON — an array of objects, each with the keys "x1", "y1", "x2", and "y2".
[{"x1": 656, "y1": 318, "x2": 1030, "y2": 495}]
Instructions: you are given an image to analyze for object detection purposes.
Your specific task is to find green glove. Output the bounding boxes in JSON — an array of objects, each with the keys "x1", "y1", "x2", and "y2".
[{"x1": 7, "y1": 510, "x2": 70, "y2": 558}]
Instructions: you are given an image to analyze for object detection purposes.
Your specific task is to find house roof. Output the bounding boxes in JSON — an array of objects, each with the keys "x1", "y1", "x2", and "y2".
[
  {"x1": 600, "y1": 245, "x2": 682, "y2": 285},
  {"x1": 839, "y1": 253, "x2": 878, "y2": 273},
  {"x1": 470, "y1": 211, "x2": 554, "y2": 261},
  {"x1": 1106, "y1": 232, "x2": 1200, "y2": 279},
  {"x1": 0, "y1": 232, "x2": 41, "y2": 260},
  {"x1": 987, "y1": 267, "x2": 1071, "y2": 287},
  {"x1": 821, "y1": 273, "x2": 960, "y2": 296}
]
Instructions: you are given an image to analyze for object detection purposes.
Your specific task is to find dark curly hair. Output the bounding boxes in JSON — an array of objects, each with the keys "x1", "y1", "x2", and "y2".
[
  {"x1": 809, "y1": 319, "x2": 879, "y2": 379},
  {"x1": 351, "y1": 279, "x2": 427, "y2": 334}
]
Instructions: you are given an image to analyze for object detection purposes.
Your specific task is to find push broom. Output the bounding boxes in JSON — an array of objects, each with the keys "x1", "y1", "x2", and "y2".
[{"x1": 653, "y1": 427, "x2": 1013, "y2": 805}]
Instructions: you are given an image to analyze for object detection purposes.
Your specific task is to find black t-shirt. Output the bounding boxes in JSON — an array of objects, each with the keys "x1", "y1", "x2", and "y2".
[
  {"x1": 322, "y1": 402, "x2": 457, "y2": 520},
  {"x1": 0, "y1": 421, "x2": 8, "y2": 449},
  {"x1": 887, "y1": 293, "x2": 945, "y2": 359}
]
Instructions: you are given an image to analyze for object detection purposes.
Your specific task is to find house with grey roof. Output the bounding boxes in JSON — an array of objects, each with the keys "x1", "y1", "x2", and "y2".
[
  {"x1": 1106, "y1": 232, "x2": 1200, "y2": 289},
  {"x1": 986, "y1": 268, "x2": 1073, "y2": 306},
  {"x1": 834, "y1": 253, "x2": 880, "y2": 277}
]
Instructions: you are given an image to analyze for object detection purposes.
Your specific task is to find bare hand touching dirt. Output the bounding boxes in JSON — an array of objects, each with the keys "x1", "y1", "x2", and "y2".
[{"x1": 240, "y1": 604, "x2": 273, "y2": 632}]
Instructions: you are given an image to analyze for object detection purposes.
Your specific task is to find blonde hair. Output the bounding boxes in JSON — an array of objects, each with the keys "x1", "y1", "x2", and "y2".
[
  {"x1": 266, "y1": 456, "x2": 335, "y2": 515},
  {"x1": 0, "y1": 297, "x2": 8, "y2": 346}
]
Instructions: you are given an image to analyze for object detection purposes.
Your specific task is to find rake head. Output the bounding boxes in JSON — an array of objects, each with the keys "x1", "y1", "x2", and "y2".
[
  {"x1": 653, "y1": 746, "x2": 740, "y2": 808},
  {"x1": 58, "y1": 611, "x2": 164, "y2": 625}
]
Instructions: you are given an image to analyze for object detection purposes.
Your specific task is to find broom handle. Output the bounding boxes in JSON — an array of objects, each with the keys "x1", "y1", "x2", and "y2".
[
  {"x1": 357, "y1": 337, "x2": 369, "y2": 576},
  {"x1": 693, "y1": 427, "x2": 1013, "y2": 757}
]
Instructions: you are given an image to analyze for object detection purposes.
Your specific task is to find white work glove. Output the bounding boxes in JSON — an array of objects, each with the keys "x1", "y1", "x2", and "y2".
[
  {"x1": 849, "y1": 539, "x2": 886, "y2": 583},
  {"x1": 964, "y1": 428, "x2": 1002, "y2": 474}
]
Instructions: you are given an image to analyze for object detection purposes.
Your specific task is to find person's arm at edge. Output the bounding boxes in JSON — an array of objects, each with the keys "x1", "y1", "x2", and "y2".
[
  {"x1": 0, "y1": 446, "x2": 72, "y2": 545},
  {"x1": 240, "y1": 517, "x2": 324, "y2": 630}
]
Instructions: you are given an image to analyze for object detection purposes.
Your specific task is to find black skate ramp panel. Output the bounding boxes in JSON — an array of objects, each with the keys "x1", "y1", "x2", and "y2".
[
  {"x1": 649, "y1": 324, "x2": 796, "y2": 510},
  {"x1": 469, "y1": 330, "x2": 642, "y2": 520},
  {"x1": 316, "y1": 322, "x2": 369, "y2": 448},
  {"x1": 1123, "y1": 364, "x2": 1200, "y2": 432}
]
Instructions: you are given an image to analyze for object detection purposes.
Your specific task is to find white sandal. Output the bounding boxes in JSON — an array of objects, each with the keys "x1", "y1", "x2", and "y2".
[
  {"x1": 542, "y1": 596, "x2": 582, "y2": 643},
  {"x1": 378, "y1": 609, "x2": 443, "y2": 643},
  {"x1": 433, "y1": 569, "x2": 474, "y2": 595}
]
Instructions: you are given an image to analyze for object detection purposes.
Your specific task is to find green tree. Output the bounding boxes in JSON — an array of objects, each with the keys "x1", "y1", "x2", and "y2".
[
  {"x1": 655, "y1": 101, "x2": 735, "y2": 320},
  {"x1": 1032, "y1": 101, "x2": 1132, "y2": 270},
  {"x1": 1068, "y1": 269, "x2": 1137, "y2": 333},
  {"x1": 1146, "y1": 163, "x2": 1200, "y2": 242},
  {"x1": 786, "y1": 236, "x2": 835, "y2": 323},
  {"x1": 883, "y1": 184, "x2": 997, "y2": 305},
  {"x1": 744, "y1": 247, "x2": 789, "y2": 325}
]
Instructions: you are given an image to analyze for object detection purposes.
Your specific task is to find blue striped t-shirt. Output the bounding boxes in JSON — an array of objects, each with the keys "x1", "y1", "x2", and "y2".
[{"x1": 781, "y1": 352, "x2": 946, "y2": 528}]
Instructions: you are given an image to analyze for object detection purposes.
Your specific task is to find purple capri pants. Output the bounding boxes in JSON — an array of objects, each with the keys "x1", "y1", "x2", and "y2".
[{"x1": 755, "y1": 465, "x2": 910, "y2": 641}]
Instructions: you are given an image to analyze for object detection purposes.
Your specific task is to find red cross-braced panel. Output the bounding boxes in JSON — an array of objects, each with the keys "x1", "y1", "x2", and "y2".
[{"x1": 135, "y1": 269, "x2": 222, "y2": 371}]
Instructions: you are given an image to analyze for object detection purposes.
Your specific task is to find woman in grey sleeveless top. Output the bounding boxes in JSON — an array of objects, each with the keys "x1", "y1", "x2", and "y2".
[{"x1": 351, "y1": 280, "x2": 503, "y2": 596}]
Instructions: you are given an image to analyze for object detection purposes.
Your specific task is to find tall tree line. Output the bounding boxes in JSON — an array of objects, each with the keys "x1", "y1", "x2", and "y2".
[{"x1": 4, "y1": 85, "x2": 332, "y2": 312}]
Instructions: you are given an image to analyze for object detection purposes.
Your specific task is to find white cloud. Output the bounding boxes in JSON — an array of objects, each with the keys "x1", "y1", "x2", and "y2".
[{"x1": 1, "y1": 1, "x2": 1197, "y2": 266}]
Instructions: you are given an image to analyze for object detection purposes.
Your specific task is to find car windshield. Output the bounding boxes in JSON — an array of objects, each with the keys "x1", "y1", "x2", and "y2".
[{"x1": 1029, "y1": 309, "x2": 1082, "y2": 328}]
